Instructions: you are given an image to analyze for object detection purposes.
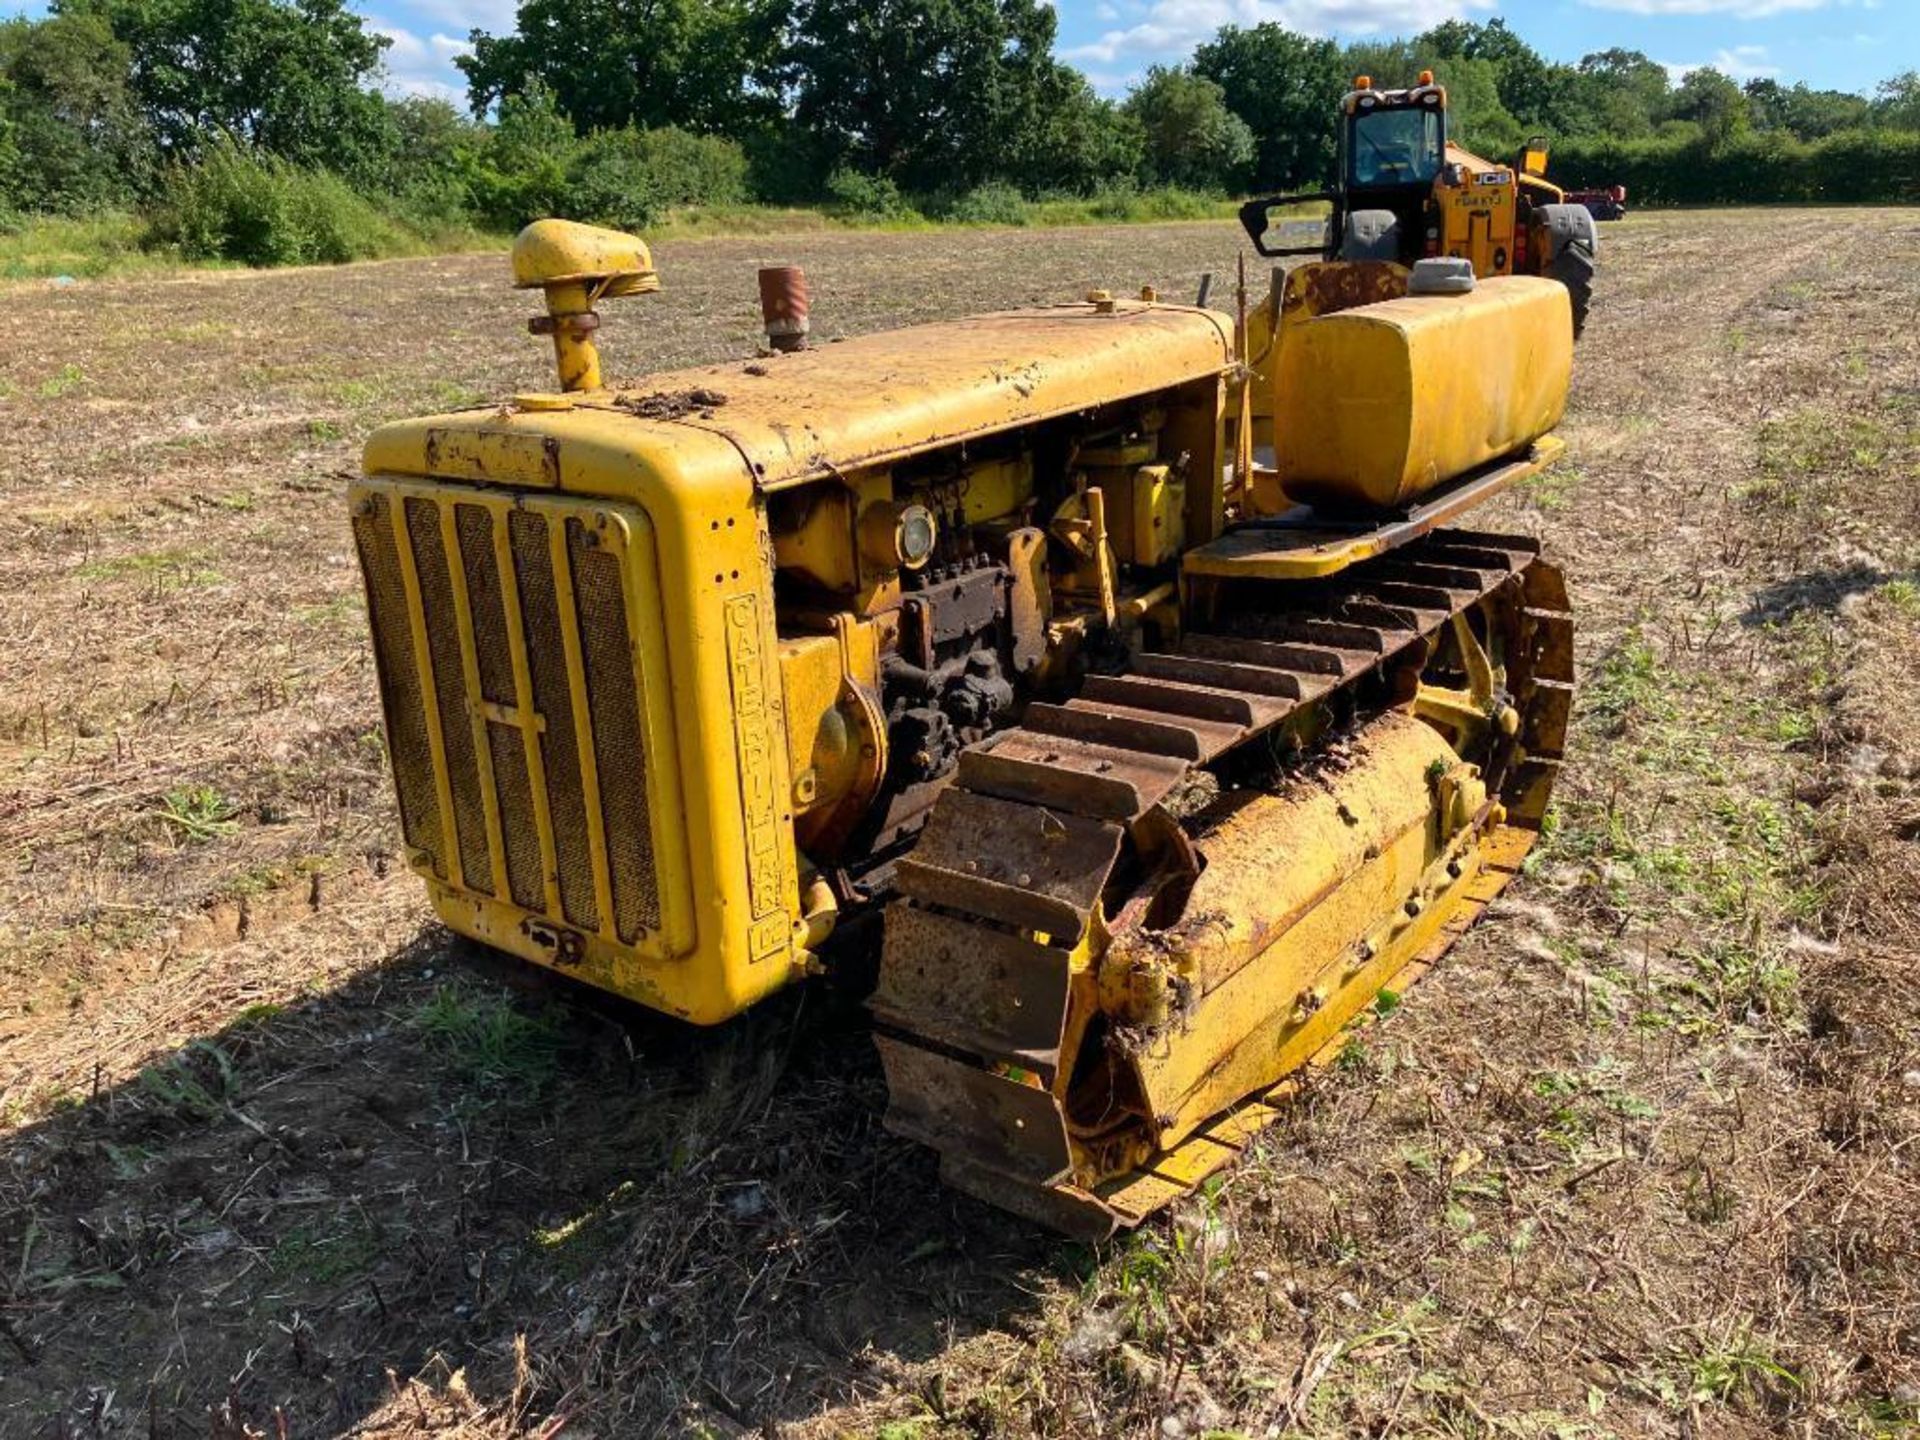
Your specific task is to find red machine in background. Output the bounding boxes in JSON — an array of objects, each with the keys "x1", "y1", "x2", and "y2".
[{"x1": 1566, "y1": 185, "x2": 1628, "y2": 221}]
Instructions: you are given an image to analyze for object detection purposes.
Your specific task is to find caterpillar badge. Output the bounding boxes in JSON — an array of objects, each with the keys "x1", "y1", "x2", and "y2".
[{"x1": 350, "y1": 218, "x2": 1576, "y2": 1238}]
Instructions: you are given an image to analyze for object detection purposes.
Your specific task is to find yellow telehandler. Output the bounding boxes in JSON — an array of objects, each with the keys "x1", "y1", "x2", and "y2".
[{"x1": 1238, "y1": 71, "x2": 1597, "y2": 337}]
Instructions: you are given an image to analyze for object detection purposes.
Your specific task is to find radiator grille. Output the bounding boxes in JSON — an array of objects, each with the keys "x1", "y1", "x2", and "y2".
[
  {"x1": 356, "y1": 485, "x2": 663, "y2": 946},
  {"x1": 509, "y1": 509, "x2": 598, "y2": 932},
  {"x1": 490, "y1": 721, "x2": 543, "y2": 911},
  {"x1": 354, "y1": 494, "x2": 444, "y2": 879},
  {"x1": 569, "y1": 518, "x2": 660, "y2": 940},
  {"x1": 405, "y1": 498, "x2": 493, "y2": 895},
  {"x1": 456, "y1": 503, "x2": 517, "y2": 706}
]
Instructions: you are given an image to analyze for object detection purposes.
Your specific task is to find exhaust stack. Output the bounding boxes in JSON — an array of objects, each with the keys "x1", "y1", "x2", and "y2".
[{"x1": 758, "y1": 265, "x2": 810, "y2": 353}]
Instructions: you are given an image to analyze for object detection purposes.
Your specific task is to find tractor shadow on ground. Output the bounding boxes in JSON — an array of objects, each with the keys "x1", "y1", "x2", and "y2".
[
  {"x1": 0, "y1": 923, "x2": 1069, "y2": 1438},
  {"x1": 1740, "y1": 560, "x2": 1914, "y2": 626}
]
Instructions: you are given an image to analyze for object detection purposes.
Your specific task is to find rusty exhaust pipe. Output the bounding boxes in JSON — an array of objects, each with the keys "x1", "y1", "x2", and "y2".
[{"x1": 758, "y1": 265, "x2": 810, "y2": 353}]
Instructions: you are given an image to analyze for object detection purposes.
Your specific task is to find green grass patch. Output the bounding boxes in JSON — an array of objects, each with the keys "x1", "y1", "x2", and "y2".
[
  {"x1": 220, "y1": 855, "x2": 328, "y2": 900},
  {"x1": 155, "y1": 785, "x2": 241, "y2": 843},
  {"x1": 323, "y1": 377, "x2": 397, "y2": 409},
  {"x1": 1659, "y1": 1328, "x2": 1801, "y2": 1412},
  {"x1": 75, "y1": 547, "x2": 224, "y2": 587},
  {"x1": 36, "y1": 363, "x2": 86, "y2": 399},
  {"x1": 1878, "y1": 577, "x2": 1919, "y2": 614},
  {"x1": 1540, "y1": 616, "x2": 1830, "y2": 1037},
  {"x1": 137, "y1": 1040, "x2": 239, "y2": 1119},
  {"x1": 270, "y1": 1218, "x2": 381, "y2": 1284},
  {"x1": 413, "y1": 983, "x2": 565, "y2": 1091},
  {"x1": 1687, "y1": 938, "x2": 1801, "y2": 1021},
  {"x1": 1521, "y1": 461, "x2": 1581, "y2": 513},
  {"x1": 1583, "y1": 630, "x2": 1671, "y2": 732},
  {"x1": 1742, "y1": 405, "x2": 1916, "y2": 519},
  {"x1": 0, "y1": 212, "x2": 171, "y2": 281},
  {"x1": 431, "y1": 380, "x2": 489, "y2": 409}
]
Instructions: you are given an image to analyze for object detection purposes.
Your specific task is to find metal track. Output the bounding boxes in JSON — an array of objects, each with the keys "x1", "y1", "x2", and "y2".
[{"x1": 870, "y1": 528, "x2": 1574, "y2": 1239}]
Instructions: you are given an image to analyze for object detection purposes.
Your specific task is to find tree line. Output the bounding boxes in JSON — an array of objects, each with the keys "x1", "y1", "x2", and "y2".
[{"x1": 3, "y1": 0, "x2": 1917, "y2": 267}]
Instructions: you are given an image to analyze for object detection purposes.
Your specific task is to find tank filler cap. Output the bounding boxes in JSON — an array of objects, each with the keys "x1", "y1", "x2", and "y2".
[{"x1": 1409, "y1": 257, "x2": 1477, "y2": 296}]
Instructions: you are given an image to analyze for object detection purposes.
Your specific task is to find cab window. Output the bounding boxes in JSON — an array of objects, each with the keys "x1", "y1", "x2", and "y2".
[{"x1": 1348, "y1": 106, "x2": 1443, "y2": 188}]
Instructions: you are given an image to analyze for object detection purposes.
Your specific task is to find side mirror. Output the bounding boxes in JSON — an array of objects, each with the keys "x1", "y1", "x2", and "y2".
[
  {"x1": 1520, "y1": 138, "x2": 1550, "y2": 178},
  {"x1": 1238, "y1": 193, "x2": 1339, "y2": 260}
]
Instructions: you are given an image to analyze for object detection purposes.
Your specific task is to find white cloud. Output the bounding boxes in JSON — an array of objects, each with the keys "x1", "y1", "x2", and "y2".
[
  {"x1": 1063, "y1": 0, "x2": 1487, "y2": 71},
  {"x1": 397, "y1": 0, "x2": 520, "y2": 36},
  {"x1": 1661, "y1": 43, "x2": 1781, "y2": 81},
  {"x1": 374, "y1": 23, "x2": 473, "y2": 101}
]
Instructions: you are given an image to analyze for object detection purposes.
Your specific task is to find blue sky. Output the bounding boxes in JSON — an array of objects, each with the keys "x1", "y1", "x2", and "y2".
[
  {"x1": 2, "y1": 0, "x2": 1910, "y2": 105},
  {"x1": 1056, "y1": 0, "x2": 1910, "y2": 95}
]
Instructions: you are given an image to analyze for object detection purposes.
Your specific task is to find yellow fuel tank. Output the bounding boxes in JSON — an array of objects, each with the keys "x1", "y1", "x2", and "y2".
[{"x1": 1274, "y1": 275, "x2": 1571, "y2": 511}]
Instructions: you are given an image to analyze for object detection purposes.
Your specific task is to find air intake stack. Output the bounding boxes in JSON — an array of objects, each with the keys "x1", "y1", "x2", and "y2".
[{"x1": 511, "y1": 220, "x2": 660, "y2": 393}]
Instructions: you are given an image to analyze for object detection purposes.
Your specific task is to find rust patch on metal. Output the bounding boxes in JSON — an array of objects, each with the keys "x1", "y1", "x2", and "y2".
[
  {"x1": 897, "y1": 788, "x2": 1122, "y2": 941},
  {"x1": 1284, "y1": 260, "x2": 1408, "y2": 320},
  {"x1": 874, "y1": 1037, "x2": 1074, "y2": 1184},
  {"x1": 870, "y1": 905, "x2": 1072, "y2": 1080},
  {"x1": 616, "y1": 387, "x2": 730, "y2": 421}
]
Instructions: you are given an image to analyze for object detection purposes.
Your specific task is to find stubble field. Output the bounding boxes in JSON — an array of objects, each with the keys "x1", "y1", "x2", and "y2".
[{"x1": 1, "y1": 210, "x2": 1917, "y2": 1438}]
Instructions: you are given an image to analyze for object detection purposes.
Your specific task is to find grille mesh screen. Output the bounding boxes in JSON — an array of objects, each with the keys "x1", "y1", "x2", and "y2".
[
  {"x1": 487, "y1": 722, "x2": 544, "y2": 910},
  {"x1": 353, "y1": 496, "x2": 443, "y2": 878},
  {"x1": 508, "y1": 512, "x2": 598, "y2": 931},
  {"x1": 455, "y1": 504, "x2": 517, "y2": 707},
  {"x1": 569, "y1": 519, "x2": 661, "y2": 941},
  {"x1": 405, "y1": 499, "x2": 492, "y2": 896},
  {"x1": 360, "y1": 487, "x2": 662, "y2": 943}
]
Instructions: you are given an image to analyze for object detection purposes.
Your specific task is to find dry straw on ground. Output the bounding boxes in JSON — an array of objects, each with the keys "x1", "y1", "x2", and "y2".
[{"x1": 1, "y1": 210, "x2": 1916, "y2": 1437}]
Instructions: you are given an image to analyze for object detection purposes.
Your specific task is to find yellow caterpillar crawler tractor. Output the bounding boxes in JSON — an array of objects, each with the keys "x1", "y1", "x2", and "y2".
[{"x1": 351, "y1": 220, "x2": 1575, "y2": 1239}]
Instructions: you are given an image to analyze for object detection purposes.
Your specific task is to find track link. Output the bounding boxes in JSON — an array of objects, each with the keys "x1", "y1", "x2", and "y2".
[{"x1": 871, "y1": 528, "x2": 1574, "y2": 1238}]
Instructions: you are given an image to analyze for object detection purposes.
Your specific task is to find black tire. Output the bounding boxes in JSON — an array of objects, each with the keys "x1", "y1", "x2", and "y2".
[
  {"x1": 1533, "y1": 203, "x2": 1599, "y2": 342},
  {"x1": 1546, "y1": 236, "x2": 1595, "y2": 340}
]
